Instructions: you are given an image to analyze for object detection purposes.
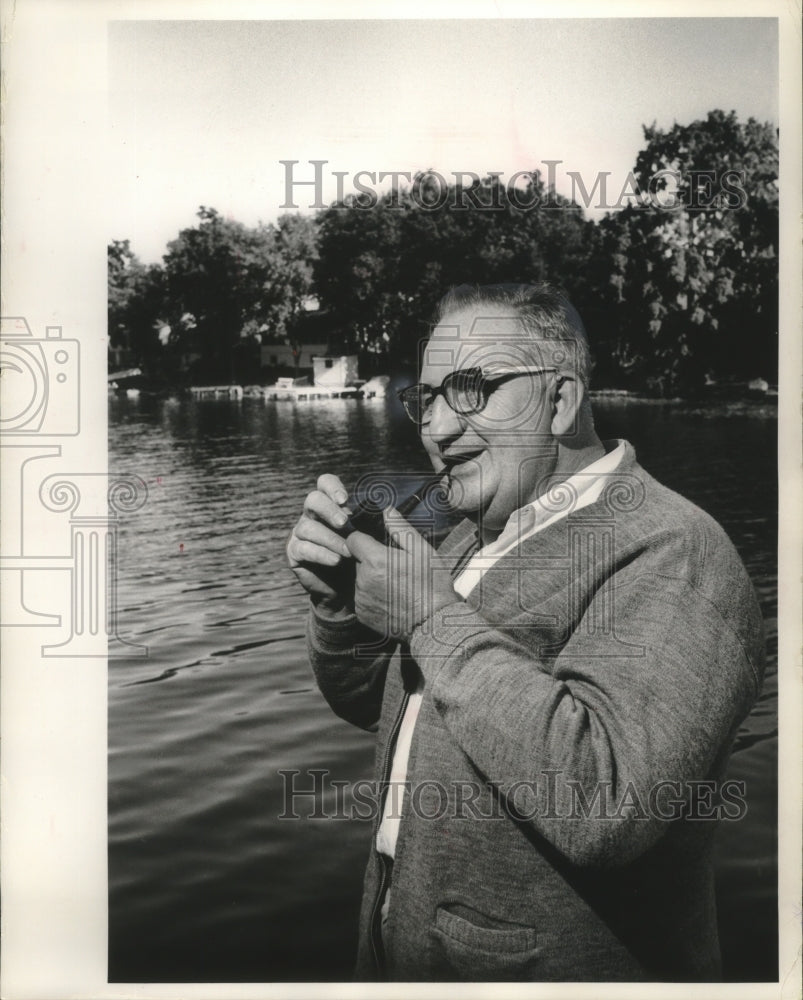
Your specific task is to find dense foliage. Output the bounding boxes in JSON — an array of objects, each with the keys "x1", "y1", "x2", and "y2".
[{"x1": 109, "y1": 111, "x2": 777, "y2": 394}]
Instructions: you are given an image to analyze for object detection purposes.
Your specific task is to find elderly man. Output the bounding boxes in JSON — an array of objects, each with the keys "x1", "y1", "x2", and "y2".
[{"x1": 286, "y1": 283, "x2": 764, "y2": 982}]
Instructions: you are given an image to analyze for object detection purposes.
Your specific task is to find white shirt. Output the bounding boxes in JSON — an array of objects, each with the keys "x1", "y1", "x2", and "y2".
[{"x1": 375, "y1": 441, "x2": 626, "y2": 858}]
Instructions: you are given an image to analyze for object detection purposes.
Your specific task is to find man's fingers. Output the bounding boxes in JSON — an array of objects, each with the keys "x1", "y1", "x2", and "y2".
[
  {"x1": 316, "y1": 473, "x2": 349, "y2": 505},
  {"x1": 294, "y1": 515, "x2": 351, "y2": 557},
  {"x1": 346, "y1": 529, "x2": 387, "y2": 562},
  {"x1": 288, "y1": 536, "x2": 345, "y2": 568},
  {"x1": 304, "y1": 489, "x2": 351, "y2": 530}
]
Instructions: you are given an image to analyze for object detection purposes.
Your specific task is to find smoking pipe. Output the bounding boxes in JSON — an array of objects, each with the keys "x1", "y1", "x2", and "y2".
[{"x1": 340, "y1": 474, "x2": 446, "y2": 545}]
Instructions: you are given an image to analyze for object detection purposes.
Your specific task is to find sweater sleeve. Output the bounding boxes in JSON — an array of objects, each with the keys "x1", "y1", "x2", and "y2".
[
  {"x1": 307, "y1": 601, "x2": 398, "y2": 732},
  {"x1": 306, "y1": 519, "x2": 475, "y2": 732},
  {"x1": 408, "y1": 570, "x2": 763, "y2": 868}
]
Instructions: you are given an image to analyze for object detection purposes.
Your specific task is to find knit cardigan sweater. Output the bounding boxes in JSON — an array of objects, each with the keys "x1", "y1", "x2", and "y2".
[{"x1": 307, "y1": 442, "x2": 765, "y2": 982}]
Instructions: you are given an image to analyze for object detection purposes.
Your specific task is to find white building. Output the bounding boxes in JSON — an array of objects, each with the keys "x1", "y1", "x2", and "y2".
[{"x1": 312, "y1": 355, "x2": 359, "y2": 388}]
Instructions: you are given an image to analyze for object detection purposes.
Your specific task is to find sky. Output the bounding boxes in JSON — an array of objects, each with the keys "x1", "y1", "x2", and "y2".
[
  {"x1": 1, "y1": 8, "x2": 798, "y2": 997},
  {"x1": 108, "y1": 17, "x2": 779, "y2": 263}
]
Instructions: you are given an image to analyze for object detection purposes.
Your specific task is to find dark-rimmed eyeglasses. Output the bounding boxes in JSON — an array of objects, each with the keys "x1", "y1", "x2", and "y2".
[{"x1": 397, "y1": 365, "x2": 560, "y2": 425}]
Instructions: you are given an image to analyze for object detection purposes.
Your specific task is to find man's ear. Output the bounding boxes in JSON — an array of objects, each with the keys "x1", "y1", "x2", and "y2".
[{"x1": 550, "y1": 376, "x2": 584, "y2": 437}]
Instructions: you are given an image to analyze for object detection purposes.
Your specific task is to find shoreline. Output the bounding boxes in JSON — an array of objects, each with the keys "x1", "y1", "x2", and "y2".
[{"x1": 109, "y1": 384, "x2": 779, "y2": 419}]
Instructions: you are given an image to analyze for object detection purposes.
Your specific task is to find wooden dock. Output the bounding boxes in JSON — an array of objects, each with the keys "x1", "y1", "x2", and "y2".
[
  {"x1": 260, "y1": 385, "x2": 365, "y2": 401},
  {"x1": 190, "y1": 380, "x2": 388, "y2": 402},
  {"x1": 189, "y1": 385, "x2": 245, "y2": 399}
]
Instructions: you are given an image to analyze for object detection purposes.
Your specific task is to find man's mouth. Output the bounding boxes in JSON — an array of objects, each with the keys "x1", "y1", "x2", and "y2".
[{"x1": 442, "y1": 449, "x2": 484, "y2": 472}]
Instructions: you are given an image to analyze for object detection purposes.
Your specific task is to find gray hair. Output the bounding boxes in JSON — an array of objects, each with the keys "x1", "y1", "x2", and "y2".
[{"x1": 434, "y1": 282, "x2": 593, "y2": 386}]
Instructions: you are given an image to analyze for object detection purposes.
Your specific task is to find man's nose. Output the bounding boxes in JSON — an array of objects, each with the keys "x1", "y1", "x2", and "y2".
[{"x1": 426, "y1": 394, "x2": 465, "y2": 446}]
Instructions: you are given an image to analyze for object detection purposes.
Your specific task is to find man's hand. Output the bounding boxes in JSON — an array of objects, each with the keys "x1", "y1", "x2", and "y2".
[
  {"x1": 346, "y1": 508, "x2": 460, "y2": 643},
  {"x1": 286, "y1": 474, "x2": 355, "y2": 618}
]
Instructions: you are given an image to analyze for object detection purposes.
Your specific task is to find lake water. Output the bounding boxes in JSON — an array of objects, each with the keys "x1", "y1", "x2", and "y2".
[{"x1": 108, "y1": 389, "x2": 778, "y2": 983}]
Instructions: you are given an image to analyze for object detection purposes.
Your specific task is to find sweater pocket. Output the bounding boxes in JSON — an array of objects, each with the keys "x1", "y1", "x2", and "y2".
[{"x1": 431, "y1": 903, "x2": 539, "y2": 981}]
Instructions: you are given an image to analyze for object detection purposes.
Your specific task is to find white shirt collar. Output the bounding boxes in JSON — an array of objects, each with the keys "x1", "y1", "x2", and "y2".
[{"x1": 472, "y1": 439, "x2": 627, "y2": 561}]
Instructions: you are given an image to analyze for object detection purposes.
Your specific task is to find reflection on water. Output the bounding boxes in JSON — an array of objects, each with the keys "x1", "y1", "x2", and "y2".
[{"x1": 108, "y1": 393, "x2": 777, "y2": 983}]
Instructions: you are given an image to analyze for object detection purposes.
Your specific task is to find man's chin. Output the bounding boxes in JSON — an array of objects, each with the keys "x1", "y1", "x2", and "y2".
[{"x1": 443, "y1": 471, "x2": 484, "y2": 516}]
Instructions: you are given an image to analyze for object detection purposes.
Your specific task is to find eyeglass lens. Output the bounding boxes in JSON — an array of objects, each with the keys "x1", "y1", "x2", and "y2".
[{"x1": 402, "y1": 369, "x2": 485, "y2": 423}]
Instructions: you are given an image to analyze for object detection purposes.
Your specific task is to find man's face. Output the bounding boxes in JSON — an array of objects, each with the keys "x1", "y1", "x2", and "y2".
[{"x1": 419, "y1": 304, "x2": 560, "y2": 532}]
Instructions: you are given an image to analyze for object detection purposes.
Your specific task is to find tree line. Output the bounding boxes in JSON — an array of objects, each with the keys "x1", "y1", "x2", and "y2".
[{"x1": 109, "y1": 110, "x2": 778, "y2": 396}]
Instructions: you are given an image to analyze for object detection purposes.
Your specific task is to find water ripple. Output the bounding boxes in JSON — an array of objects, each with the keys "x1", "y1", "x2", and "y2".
[
  {"x1": 108, "y1": 394, "x2": 778, "y2": 983},
  {"x1": 120, "y1": 634, "x2": 306, "y2": 686}
]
